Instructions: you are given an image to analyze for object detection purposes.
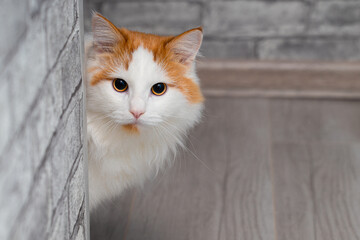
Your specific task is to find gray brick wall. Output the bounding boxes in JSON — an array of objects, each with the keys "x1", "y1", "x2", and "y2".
[
  {"x1": 0, "y1": 0, "x2": 89, "y2": 239},
  {"x1": 84, "y1": 0, "x2": 360, "y2": 61}
]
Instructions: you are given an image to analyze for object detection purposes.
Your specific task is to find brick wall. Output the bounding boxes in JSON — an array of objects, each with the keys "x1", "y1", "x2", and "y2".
[
  {"x1": 84, "y1": 0, "x2": 360, "y2": 61},
  {"x1": 0, "y1": 0, "x2": 88, "y2": 239}
]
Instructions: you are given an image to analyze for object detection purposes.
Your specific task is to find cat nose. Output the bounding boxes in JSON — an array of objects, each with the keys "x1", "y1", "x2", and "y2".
[
  {"x1": 130, "y1": 97, "x2": 146, "y2": 119},
  {"x1": 130, "y1": 110, "x2": 144, "y2": 119}
]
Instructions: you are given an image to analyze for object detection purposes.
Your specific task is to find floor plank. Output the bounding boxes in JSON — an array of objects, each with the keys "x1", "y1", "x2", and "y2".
[
  {"x1": 313, "y1": 100, "x2": 360, "y2": 239},
  {"x1": 270, "y1": 99, "x2": 322, "y2": 144},
  {"x1": 270, "y1": 99, "x2": 360, "y2": 240},
  {"x1": 269, "y1": 99, "x2": 318, "y2": 240},
  {"x1": 319, "y1": 100, "x2": 360, "y2": 144},
  {"x1": 90, "y1": 189, "x2": 135, "y2": 240},
  {"x1": 311, "y1": 144, "x2": 360, "y2": 240},
  {"x1": 271, "y1": 143, "x2": 315, "y2": 240},
  {"x1": 218, "y1": 99, "x2": 276, "y2": 240}
]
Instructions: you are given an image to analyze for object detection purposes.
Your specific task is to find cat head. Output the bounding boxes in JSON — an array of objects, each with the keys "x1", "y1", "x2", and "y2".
[{"x1": 87, "y1": 13, "x2": 204, "y2": 137}]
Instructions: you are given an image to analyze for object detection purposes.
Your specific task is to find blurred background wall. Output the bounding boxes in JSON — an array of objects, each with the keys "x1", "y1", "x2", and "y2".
[
  {"x1": 84, "y1": 0, "x2": 360, "y2": 61},
  {"x1": 0, "y1": 0, "x2": 88, "y2": 239}
]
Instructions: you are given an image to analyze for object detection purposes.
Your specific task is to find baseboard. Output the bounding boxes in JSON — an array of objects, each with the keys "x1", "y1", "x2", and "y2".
[{"x1": 197, "y1": 60, "x2": 360, "y2": 99}]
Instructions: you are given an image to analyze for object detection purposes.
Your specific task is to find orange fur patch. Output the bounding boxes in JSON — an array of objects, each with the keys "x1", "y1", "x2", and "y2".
[
  {"x1": 90, "y1": 70, "x2": 111, "y2": 86},
  {"x1": 89, "y1": 19, "x2": 203, "y2": 104},
  {"x1": 122, "y1": 124, "x2": 139, "y2": 134},
  {"x1": 161, "y1": 61, "x2": 204, "y2": 104}
]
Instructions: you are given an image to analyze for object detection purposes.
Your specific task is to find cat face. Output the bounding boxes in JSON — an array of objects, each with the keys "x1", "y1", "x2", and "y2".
[{"x1": 87, "y1": 13, "x2": 203, "y2": 135}]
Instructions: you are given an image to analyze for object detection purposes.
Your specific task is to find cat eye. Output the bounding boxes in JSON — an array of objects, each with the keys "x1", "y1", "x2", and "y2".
[
  {"x1": 151, "y1": 83, "x2": 167, "y2": 96},
  {"x1": 113, "y1": 78, "x2": 128, "y2": 92}
]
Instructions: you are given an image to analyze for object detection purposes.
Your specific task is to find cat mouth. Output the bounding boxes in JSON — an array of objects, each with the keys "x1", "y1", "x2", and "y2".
[
  {"x1": 119, "y1": 118, "x2": 159, "y2": 127},
  {"x1": 122, "y1": 124, "x2": 139, "y2": 133},
  {"x1": 126, "y1": 119, "x2": 144, "y2": 126}
]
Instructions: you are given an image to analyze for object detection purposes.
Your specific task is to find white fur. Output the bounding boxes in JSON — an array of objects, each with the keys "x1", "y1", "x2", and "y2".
[{"x1": 87, "y1": 46, "x2": 203, "y2": 209}]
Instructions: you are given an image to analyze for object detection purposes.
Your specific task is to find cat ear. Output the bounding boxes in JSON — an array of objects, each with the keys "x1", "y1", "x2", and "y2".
[
  {"x1": 167, "y1": 27, "x2": 203, "y2": 66},
  {"x1": 92, "y1": 12, "x2": 124, "y2": 53}
]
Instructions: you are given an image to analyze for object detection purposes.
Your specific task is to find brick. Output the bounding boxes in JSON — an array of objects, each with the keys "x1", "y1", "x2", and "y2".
[
  {"x1": 0, "y1": 126, "x2": 34, "y2": 240},
  {"x1": 0, "y1": 81, "x2": 11, "y2": 154},
  {"x1": 0, "y1": 49, "x2": 63, "y2": 170},
  {"x1": 258, "y1": 38, "x2": 360, "y2": 61},
  {"x1": 29, "y1": 0, "x2": 45, "y2": 16},
  {"x1": 69, "y1": 157, "x2": 85, "y2": 232},
  {"x1": 204, "y1": 2, "x2": 309, "y2": 38},
  {"x1": 308, "y1": 2, "x2": 360, "y2": 37},
  {"x1": 3, "y1": 13, "x2": 47, "y2": 134},
  {"x1": 29, "y1": 66, "x2": 64, "y2": 170},
  {"x1": 0, "y1": 0, "x2": 28, "y2": 70},
  {"x1": 201, "y1": 39, "x2": 255, "y2": 59},
  {"x1": 46, "y1": 0, "x2": 77, "y2": 68},
  {"x1": 63, "y1": 100, "x2": 83, "y2": 170},
  {"x1": 79, "y1": 96, "x2": 85, "y2": 145},
  {"x1": 49, "y1": 196, "x2": 70, "y2": 240},
  {"x1": 73, "y1": 225, "x2": 85, "y2": 240},
  {"x1": 101, "y1": 2, "x2": 201, "y2": 35},
  {"x1": 0, "y1": 57, "x2": 63, "y2": 172},
  {"x1": 60, "y1": 30, "x2": 82, "y2": 109},
  {"x1": 51, "y1": 98, "x2": 82, "y2": 205},
  {"x1": 0, "y1": 60, "x2": 70, "y2": 240},
  {"x1": 29, "y1": 30, "x2": 82, "y2": 171},
  {"x1": 11, "y1": 167, "x2": 52, "y2": 240},
  {"x1": 0, "y1": 109, "x2": 55, "y2": 237}
]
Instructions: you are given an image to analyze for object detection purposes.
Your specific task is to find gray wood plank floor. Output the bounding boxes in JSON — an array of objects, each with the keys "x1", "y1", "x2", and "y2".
[{"x1": 91, "y1": 97, "x2": 360, "y2": 240}]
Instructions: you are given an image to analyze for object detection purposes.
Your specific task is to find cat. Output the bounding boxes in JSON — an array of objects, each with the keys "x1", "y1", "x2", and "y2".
[{"x1": 86, "y1": 13, "x2": 204, "y2": 210}]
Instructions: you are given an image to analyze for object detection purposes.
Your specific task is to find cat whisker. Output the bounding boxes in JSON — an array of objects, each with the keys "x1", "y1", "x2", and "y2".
[
  {"x1": 87, "y1": 113, "x2": 112, "y2": 124},
  {"x1": 159, "y1": 121, "x2": 216, "y2": 176},
  {"x1": 157, "y1": 124, "x2": 185, "y2": 148},
  {"x1": 159, "y1": 114, "x2": 193, "y2": 120},
  {"x1": 181, "y1": 143, "x2": 217, "y2": 176},
  {"x1": 161, "y1": 120, "x2": 191, "y2": 142},
  {"x1": 91, "y1": 118, "x2": 114, "y2": 136}
]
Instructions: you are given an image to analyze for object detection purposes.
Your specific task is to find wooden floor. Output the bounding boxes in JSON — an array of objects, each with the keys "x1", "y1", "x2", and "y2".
[{"x1": 90, "y1": 97, "x2": 360, "y2": 240}]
